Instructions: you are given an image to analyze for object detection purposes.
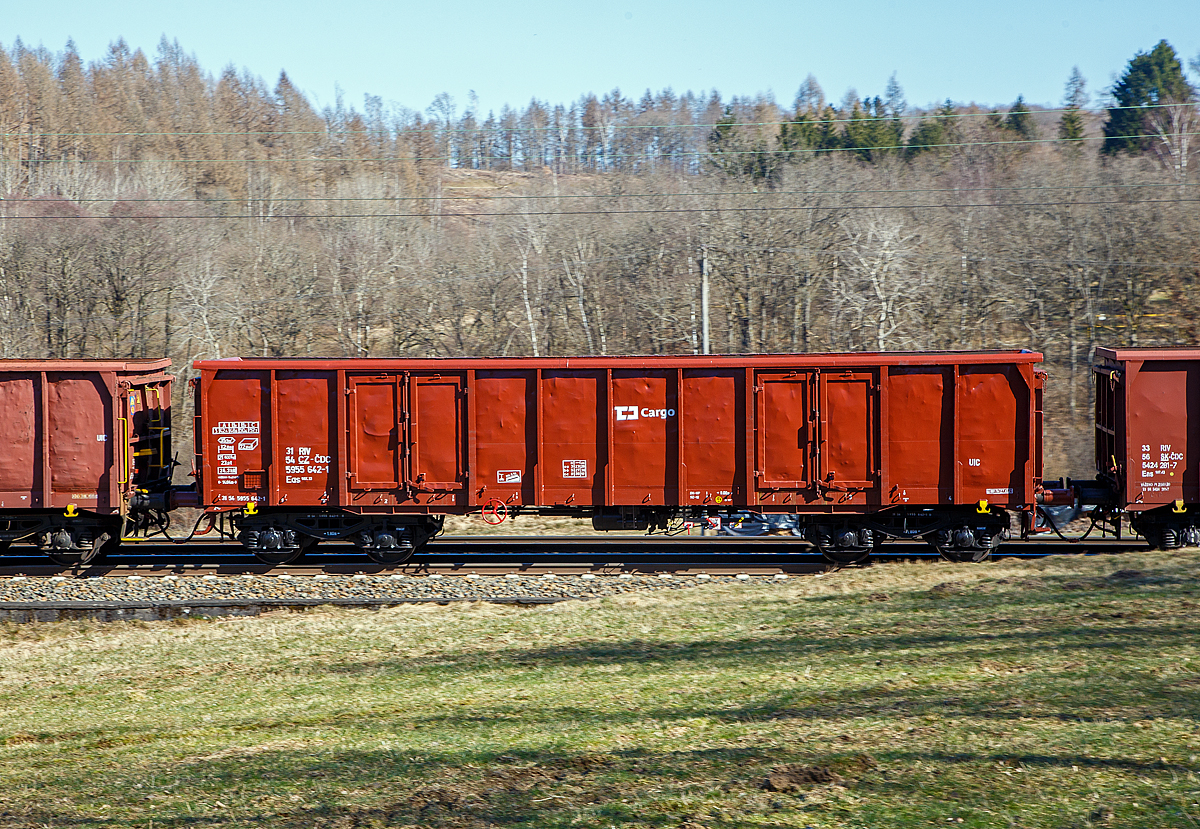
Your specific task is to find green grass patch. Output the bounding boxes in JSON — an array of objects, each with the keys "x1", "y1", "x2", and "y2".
[{"x1": 1, "y1": 551, "x2": 1199, "y2": 827}]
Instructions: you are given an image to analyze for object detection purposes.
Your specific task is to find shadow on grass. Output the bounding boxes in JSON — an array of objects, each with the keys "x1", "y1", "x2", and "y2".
[
  {"x1": 301, "y1": 565, "x2": 1200, "y2": 682},
  {"x1": 7, "y1": 564, "x2": 1199, "y2": 826},
  {"x1": 11, "y1": 740, "x2": 1194, "y2": 829},
  {"x1": 9, "y1": 602, "x2": 1199, "y2": 754},
  {"x1": 9, "y1": 745, "x2": 790, "y2": 829}
]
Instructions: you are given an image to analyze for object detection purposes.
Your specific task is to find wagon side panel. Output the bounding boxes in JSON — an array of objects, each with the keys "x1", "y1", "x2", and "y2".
[
  {"x1": 0, "y1": 373, "x2": 41, "y2": 509},
  {"x1": 680, "y1": 369, "x2": 744, "y2": 507},
  {"x1": 610, "y1": 370, "x2": 677, "y2": 506},
  {"x1": 1122, "y1": 361, "x2": 1198, "y2": 508},
  {"x1": 46, "y1": 373, "x2": 114, "y2": 512},
  {"x1": 956, "y1": 364, "x2": 1032, "y2": 507},
  {"x1": 273, "y1": 371, "x2": 336, "y2": 506},
  {"x1": 201, "y1": 369, "x2": 270, "y2": 507},
  {"x1": 473, "y1": 370, "x2": 536, "y2": 507},
  {"x1": 884, "y1": 366, "x2": 953, "y2": 507},
  {"x1": 539, "y1": 370, "x2": 604, "y2": 506}
]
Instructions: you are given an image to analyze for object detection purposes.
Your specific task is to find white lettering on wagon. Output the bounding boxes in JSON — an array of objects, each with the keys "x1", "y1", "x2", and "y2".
[
  {"x1": 562, "y1": 459, "x2": 588, "y2": 479},
  {"x1": 614, "y1": 405, "x2": 676, "y2": 421},
  {"x1": 283, "y1": 446, "x2": 330, "y2": 485},
  {"x1": 212, "y1": 421, "x2": 260, "y2": 435},
  {"x1": 1139, "y1": 443, "x2": 1181, "y2": 492},
  {"x1": 213, "y1": 428, "x2": 260, "y2": 485}
]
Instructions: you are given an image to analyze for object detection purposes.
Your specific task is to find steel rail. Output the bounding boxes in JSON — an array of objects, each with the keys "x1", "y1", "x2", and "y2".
[{"x1": 0, "y1": 535, "x2": 1149, "y2": 579}]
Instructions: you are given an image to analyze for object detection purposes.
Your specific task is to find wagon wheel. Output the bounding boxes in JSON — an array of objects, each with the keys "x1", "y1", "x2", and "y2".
[
  {"x1": 932, "y1": 544, "x2": 992, "y2": 564},
  {"x1": 362, "y1": 545, "x2": 416, "y2": 566},
  {"x1": 818, "y1": 544, "x2": 873, "y2": 566},
  {"x1": 45, "y1": 525, "x2": 120, "y2": 566},
  {"x1": 46, "y1": 550, "x2": 83, "y2": 566},
  {"x1": 253, "y1": 546, "x2": 304, "y2": 566}
]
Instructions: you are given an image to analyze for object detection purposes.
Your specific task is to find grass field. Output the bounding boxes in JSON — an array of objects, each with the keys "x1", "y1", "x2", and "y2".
[{"x1": 1, "y1": 550, "x2": 1198, "y2": 828}]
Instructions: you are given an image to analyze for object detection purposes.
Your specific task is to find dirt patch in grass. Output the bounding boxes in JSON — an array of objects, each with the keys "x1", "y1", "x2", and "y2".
[{"x1": 764, "y1": 764, "x2": 844, "y2": 790}]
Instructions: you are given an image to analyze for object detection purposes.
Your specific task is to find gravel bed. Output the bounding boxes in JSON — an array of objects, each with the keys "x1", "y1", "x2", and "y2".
[{"x1": 0, "y1": 571, "x2": 791, "y2": 605}]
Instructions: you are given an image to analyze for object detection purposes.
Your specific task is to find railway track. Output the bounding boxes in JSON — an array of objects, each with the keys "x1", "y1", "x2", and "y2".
[
  {"x1": 0, "y1": 534, "x2": 1148, "y2": 579},
  {"x1": 0, "y1": 534, "x2": 1151, "y2": 624}
]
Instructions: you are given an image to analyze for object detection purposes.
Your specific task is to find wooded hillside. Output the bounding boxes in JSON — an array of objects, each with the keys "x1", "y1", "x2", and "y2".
[{"x1": 0, "y1": 38, "x2": 1197, "y2": 474}]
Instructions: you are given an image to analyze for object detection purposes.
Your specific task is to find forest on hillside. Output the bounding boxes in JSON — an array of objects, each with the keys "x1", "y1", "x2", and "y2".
[{"x1": 0, "y1": 37, "x2": 1198, "y2": 472}]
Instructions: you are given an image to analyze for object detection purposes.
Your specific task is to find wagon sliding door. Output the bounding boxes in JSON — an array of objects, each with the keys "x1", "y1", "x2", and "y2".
[{"x1": 754, "y1": 372, "x2": 815, "y2": 504}]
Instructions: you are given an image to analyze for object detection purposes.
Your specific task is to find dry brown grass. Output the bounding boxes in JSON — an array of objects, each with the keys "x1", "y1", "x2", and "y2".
[{"x1": 0, "y1": 550, "x2": 1198, "y2": 827}]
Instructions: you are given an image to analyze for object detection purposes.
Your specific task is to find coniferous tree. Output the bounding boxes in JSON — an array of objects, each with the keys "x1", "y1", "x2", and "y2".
[
  {"x1": 1003, "y1": 95, "x2": 1038, "y2": 141},
  {"x1": 815, "y1": 104, "x2": 843, "y2": 154},
  {"x1": 707, "y1": 106, "x2": 781, "y2": 182},
  {"x1": 793, "y1": 74, "x2": 824, "y2": 114},
  {"x1": 884, "y1": 73, "x2": 906, "y2": 119},
  {"x1": 1057, "y1": 67, "x2": 1088, "y2": 144},
  {"x1": 842, "y1": 97, "x2": 901, "y2": 162},
  {"x1": 906, "y1": 100, "x2": 957, "y2": 159},
  {"x1": 1102, "y1": 40, "x2": 1190, "y2": 155}
]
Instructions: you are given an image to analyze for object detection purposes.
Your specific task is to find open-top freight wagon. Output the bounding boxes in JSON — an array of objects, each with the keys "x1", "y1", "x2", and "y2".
[
  {"x1": 193, "y1": 352, "x2": 1048, "y2": 563},
  {"x1": 0, "y1": 359, "x2": 175, "y2": 564},
  {"x1": 1092, "y1": 347, "x2": 1200, "y2": 549}
]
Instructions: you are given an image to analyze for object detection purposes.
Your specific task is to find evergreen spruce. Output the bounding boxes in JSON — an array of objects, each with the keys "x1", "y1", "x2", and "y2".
[
  {"x1": 1003, "y1": 95, "x2": 1038, "y2": 141},
  {"x1": 1057, "y1": 67, "x2": 1088, "y2": 145},
  {"x1": 1102, "y1": 40, "x2": 1190, "y2": 155},
  {"x1": 906, "y1": 100, "x2": 957, "y2": 159}
]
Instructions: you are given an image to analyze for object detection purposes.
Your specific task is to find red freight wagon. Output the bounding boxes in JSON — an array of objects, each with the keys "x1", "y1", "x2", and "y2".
[
  {"x1": 0, "y1": 359, "x2": 174, "y2": 564},
  {"x1": 195, "y1": 351, "x2": 1045, "y2": 563},
  {"x1": 1094, "y1": 347, "x2": 1200, "y2": 549}
]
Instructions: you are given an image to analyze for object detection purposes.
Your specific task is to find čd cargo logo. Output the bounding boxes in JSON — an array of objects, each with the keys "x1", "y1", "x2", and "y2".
[{"x1": 614, "y1": 405, "x2": 675, "y2": 421}]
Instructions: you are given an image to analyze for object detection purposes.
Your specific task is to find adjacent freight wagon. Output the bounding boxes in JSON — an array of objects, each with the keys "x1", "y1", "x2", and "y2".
[
  {"x1": 1093, "y1": 347, "x2": 1200, "y2": 549},
  {"x1": 194, "y1": 352, "x2": 1046, "y2": 563},
  {"x1": 0, "y1": 359, "x2": 174, "y2": 564}
]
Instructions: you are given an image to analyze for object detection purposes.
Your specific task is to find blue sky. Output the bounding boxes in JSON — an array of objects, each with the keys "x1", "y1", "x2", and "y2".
[{"x1": 3, "y1": 0, "x2": 1198, "y2": 117}]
